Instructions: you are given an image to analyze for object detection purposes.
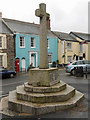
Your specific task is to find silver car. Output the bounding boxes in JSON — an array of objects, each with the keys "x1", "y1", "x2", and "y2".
[{"x1": 66, "y1": 60, "x2": 90, "y2": 75}]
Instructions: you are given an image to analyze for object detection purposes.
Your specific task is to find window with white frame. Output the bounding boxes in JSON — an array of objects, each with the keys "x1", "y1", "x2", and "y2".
[
  {"x1": 0, "y1": 55, "x2": 2, "y2": 67},
  {"x1": 48, "y1": 54, "x2": 52, "y2": 63},
  {"x1": 31, "y1": 37, "x2": 35, "y2": 48},
  {"x1": 0, "y1": 53, "x2": 7, "y2": 68},
  {"x1": 67, "y1": 56, "x2": 72, "y2": 63},
  {"x1": 20, "y1": 36, "x2": 25, "y2": 48},
  {"x1": 67, "y1": 43, "x2": 72, "y2": 50},
  {"x1": 0, "y1": 37, "x2": 2, "y2": 48}
]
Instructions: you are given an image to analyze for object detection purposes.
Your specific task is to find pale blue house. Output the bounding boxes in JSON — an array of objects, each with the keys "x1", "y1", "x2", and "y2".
[{"x1": 3, "y1": 18, "x2": 58, "y2": 71}]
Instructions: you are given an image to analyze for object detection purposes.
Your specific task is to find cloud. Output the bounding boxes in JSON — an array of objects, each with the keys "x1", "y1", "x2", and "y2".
[{"x1": 0, "y1": 0, "x2": 89, "y2": 33}]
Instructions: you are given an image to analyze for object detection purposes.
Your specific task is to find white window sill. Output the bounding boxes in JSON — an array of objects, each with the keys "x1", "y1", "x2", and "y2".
[
  {"x1": 49, "y1": 63, "x2": 52, "y2": 64},
  {"x1": 31, "y1": 47, "x2": 35, "y2": 48},
  {"x1": 20, "y1": 47, "x2": 25, "y2": 48},
  {"x1": 67, "y1": 49, "x2": 72, "y2": 51}
]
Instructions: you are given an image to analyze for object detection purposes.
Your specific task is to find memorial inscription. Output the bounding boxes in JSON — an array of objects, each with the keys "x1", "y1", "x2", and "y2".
[
  {"x1": 50, "y1": 71, "x2": 57, "y2": 82},
  {"x1": 49, "y1": 70, "x2": 59, "y2": 85}
]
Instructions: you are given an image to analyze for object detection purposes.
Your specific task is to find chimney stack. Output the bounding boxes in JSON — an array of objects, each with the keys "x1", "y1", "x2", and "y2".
[{"x1": 0, "y1": 12, "x2": 2, "y2": 19}]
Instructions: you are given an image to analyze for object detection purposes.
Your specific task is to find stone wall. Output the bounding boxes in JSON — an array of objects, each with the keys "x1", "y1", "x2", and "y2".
[
  {"x1": 2, "y1": 34, "x2": 15, "y2": 70},
  {"x1": 7, "y1": 34, "x2": 15, "y2": 70}
]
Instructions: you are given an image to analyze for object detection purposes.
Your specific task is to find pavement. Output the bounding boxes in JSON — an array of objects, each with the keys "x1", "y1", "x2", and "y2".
[{"x1": 0, "y1": 69, "x2": 90, "y2": 120}]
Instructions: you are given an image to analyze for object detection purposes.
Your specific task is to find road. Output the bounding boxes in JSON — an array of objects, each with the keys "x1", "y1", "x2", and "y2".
[
  {"x1": 0, "y1": 69, "x2": 90, "y2": 119},
  {"x1": 60, "y1": 69, "x2": 89, "y2": 100},
  {"x1": 0, "y1": 72, "x2": 28, "y2": 99}
]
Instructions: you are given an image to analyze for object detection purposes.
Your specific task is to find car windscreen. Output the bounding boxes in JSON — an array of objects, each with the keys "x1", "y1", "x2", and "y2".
[
  {"x1": 2, "y1": 70, "x2": 8, "y2": 72},
  {"x1": 0, "y1": 69, "x2": 7, "y2": 72},
  {"x1": 0, "y1": 68, "x2": 3, "y2": 72},
  {"x1": 77, "y1": 61, "x2": 84, "y2": 65},
  {"x1": 72, "y1": 62, "x2": 78, "y2": 65}
]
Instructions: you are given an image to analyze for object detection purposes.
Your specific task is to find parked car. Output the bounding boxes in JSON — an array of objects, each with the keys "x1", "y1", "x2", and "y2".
[
  {"x1": 0, "y1": 68, "x2": 16, "y2": 79},
  {"x1": 66, "y1": 60, "x2": 90, "y2": 75}
]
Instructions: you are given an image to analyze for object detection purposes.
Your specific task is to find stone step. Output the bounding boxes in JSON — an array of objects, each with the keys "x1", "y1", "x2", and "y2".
[
  {"x1": 16, "y1": 84, "x2": 75, "y2": 103},
  {"x1": 8, "y1": 90, "x2": 84, "y2": 115},
  {"x1": 24, "y1": 81, "x2": 66, "y2": 93}
]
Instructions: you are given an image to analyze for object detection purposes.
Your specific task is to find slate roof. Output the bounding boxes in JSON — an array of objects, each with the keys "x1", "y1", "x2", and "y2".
[
  {"x1": 70, "y1": 32, "x2": 90, "y2": 42},
  {"x1": 2, "y1": 18, "x2": 56, "y2": 38},
  {"x1": 2, "y1": 18, "x2": 90, "y2": 41},
  {"x1": 52, "y1": 31, "x2": 77, "y2": 42},
  {"x1": 2, "y1": 19, "x2": 13, "y2": 34}
]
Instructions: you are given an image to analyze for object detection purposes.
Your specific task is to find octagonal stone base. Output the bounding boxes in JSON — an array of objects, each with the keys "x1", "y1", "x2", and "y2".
[{"x1": 1, "y1": 80, "x2": 84, "y2": 116}]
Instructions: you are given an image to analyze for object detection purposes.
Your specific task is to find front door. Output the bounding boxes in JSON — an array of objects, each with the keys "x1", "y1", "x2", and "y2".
[
  {"x1": 15, "y1": 59, "x2": 20, "y2": 72},
  {"x1": 31, "y1": 54, "x2": 35, "y2": 67},
  {"x1": 22, "y1": 58, "x2": 26, "y2": 71},
  {"x1": 30, "y1": 52, "x2": 37, "y2": 68}
]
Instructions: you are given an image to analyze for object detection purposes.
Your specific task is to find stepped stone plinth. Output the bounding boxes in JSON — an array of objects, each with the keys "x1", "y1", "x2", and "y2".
[
  {"x1": 16, "y1": 83, "x2": 75, "y2": 103},
  {"x1": 24, "y1": 81, "x2": 66, "y2": 93},
  {"x1": 7, "y1": 81, "x2": 84, "y2": 115},
  {"x1": 1, "y1": 79, "x2": 84, "y2": 116}
]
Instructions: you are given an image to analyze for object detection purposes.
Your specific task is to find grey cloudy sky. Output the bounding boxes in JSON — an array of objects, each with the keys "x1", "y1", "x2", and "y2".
[{"x1": 0, "y1": 0, "x2": 89, "y2": 33}]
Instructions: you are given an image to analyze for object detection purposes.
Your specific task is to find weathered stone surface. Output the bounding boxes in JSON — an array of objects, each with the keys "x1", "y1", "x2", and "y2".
[
  {"x1": 21, "y1": 104, "x2": 33, "y2": 114},
  {"x1": 7, "y1": 90, "x2": 84, "y2": 115},
  {"x1": 16, "y1": 84, "x2": 75, "y2": 103},
  {"x1": 31, "y1": 95, "x2": 46, "y2": 103},
  {"x1": 55, "y1": 90, "x2": 84, "y2": 111},
  {"x1": 35, "y1": 3, "x2": 49, "y2": 69},
  {"x1": 28, "y1": 68, "x2": 60, "y2": 87},
  {"x1": 24, "y1": 81, "x2": 66, "y2": 93},
  {"x1": 7, "y1": 35, "x2": 15, "y2": 70},
  {"x1": 34, "y1": 105, "x2": 55, "y2": 115},
  {"x1": 1, "y1": 34, "x2": 15, "y2": 70},
  {"x1": 8, "y1": 91, "x2": 22, "y2": 112}
]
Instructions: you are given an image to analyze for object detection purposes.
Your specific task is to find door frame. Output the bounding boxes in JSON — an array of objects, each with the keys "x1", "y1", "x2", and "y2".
[
  {"x1": 30, "y1": 51, "x2": 38, "y2": 68},
  {"x1": 21, "y1": 58, "x2": 26, "y2": 71}
]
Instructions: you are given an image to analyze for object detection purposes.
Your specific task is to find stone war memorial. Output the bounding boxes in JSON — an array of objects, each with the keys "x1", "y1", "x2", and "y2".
[{"x1": 1, "y1": 3, "x2": 84, "y2": 116}]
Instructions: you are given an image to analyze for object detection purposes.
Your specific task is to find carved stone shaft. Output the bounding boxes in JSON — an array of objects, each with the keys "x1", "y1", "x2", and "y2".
[{"x1": 35, "y1": 3, "x2": 49, "y2": 69}]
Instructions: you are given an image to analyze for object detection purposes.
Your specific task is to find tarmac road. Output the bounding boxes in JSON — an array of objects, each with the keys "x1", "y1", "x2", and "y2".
[{"x1": 0, "y1": 72, "x2": 28, "y2": 100}]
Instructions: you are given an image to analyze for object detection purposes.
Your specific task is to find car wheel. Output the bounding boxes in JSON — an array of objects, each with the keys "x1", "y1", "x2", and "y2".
[
  {"x1": 10, "y1": 73, "x2": 14, "y2": 78},
  {"x1": 71, "y1": 69, "x2": 75, "y2": 76}
]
